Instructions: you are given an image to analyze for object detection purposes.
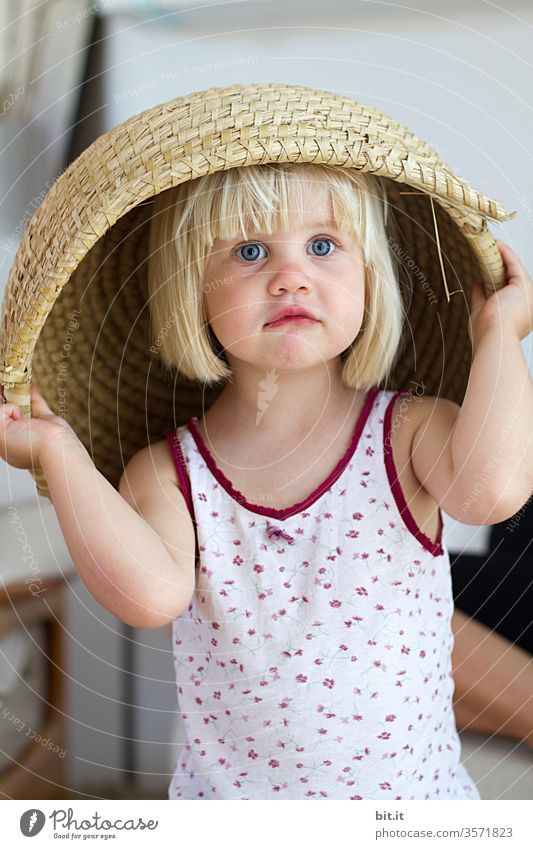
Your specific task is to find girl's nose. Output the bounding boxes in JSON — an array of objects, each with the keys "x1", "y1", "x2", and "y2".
[{"x1": 267, "y1": 262, "x2": 312, "y2": 295}]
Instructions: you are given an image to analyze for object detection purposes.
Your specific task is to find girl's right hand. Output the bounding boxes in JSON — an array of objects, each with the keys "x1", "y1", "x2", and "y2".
[{"x1": 0, "y1": 384, "x2": 81, "y2": 470}]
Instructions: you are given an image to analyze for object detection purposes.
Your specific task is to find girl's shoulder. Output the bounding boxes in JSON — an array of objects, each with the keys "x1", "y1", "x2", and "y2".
[
  {"x1": 393, "y1": 391, "x2": 475, "y2": 525},
  {"x1": 122, "y1": 437, "x2": 187, "y2": 498}
]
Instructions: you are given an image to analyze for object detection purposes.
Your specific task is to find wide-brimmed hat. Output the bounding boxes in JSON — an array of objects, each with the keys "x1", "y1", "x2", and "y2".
[{"x1": 0, "y1": 82, "x2": 515, "y2": 499}]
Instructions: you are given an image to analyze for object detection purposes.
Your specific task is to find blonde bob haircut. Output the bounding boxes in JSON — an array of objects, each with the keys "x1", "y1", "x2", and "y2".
[{"x1": 147, "y1": 162, "x2": 405, "y2": 389}]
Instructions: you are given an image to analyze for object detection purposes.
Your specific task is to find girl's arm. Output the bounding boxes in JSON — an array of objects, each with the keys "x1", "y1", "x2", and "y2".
[
  {"x1": 408, "y1": 242, "x2": 533, "y2": 524},
  {"x1": 0, "y1": 386, "x2": 195, "y2": 628},
  {"x1": 450, "y1": 241, "x2": 533, "y2": 509},
  {"x1": 39, "y1": 437, "x2": 196, "y2": 628},
  {"x1": 451, "y1": 317, "x2": 533, "y2": 510}
]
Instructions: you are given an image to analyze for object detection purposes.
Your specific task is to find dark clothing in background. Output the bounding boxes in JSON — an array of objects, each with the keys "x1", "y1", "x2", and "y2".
[{"x1": 450, "y1": 498, "x2": 533, "y2": 655}]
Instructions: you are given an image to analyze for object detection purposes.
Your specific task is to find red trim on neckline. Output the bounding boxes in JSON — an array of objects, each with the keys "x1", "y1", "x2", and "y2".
[
  {"x1": 186, "y1": 387, "x2": 380, "y2": 520},
  {"x1": 383, "y1": 391, "x2": 444, "y2": 558}
]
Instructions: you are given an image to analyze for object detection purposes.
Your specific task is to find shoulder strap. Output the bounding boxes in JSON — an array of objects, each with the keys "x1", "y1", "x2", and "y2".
[{"x1": 165, "y1": 429, "x2": 194, "y2": 520}]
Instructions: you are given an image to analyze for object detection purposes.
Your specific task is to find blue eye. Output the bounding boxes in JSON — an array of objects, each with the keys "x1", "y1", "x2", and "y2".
[
  {"x1": 308, "y1": 238, "x2": 336, "y2": 257},
  {"x1": 237, "y1": 243, "x2": 267, "y2": 261}
]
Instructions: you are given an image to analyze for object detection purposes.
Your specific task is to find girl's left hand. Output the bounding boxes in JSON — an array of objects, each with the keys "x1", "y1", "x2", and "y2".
[{"x1": 469, "y1": 241, "x2": 533, "y2": 343}]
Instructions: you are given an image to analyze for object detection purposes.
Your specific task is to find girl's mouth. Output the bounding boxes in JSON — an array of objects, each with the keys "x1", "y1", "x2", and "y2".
[{"x1": 264, "y1": 316, "x2": 319, "y2": 329}]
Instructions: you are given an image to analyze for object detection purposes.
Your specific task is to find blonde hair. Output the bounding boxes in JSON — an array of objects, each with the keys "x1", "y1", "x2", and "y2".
[{"x1": 147, "y1": 162, "x2": 405, "y2": 388}]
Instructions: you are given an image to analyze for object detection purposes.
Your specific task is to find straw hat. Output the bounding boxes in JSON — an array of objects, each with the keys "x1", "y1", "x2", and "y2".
[{"x1": 0, "y1": 82, "x2": 516, "y2": 499}]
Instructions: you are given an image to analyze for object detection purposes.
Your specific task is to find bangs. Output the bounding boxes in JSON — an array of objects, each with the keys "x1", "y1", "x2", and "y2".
[{"x1": 187, "y1": 163, "x2": 373, "y2": 248}]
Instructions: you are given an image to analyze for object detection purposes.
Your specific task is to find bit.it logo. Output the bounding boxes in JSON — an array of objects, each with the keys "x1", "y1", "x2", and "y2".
[{"x1": 20, "y1": 809, "x2": 45, "y2": 836}]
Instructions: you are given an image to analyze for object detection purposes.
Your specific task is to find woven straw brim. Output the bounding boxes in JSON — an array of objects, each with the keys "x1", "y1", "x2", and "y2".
[{"x1": 0, "y1": 82, "x2": 515, "y2": 498}]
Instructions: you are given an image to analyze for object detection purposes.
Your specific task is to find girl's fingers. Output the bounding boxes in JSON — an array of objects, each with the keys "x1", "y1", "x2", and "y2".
[
  {"x1": 497, "y1": 240, "x2": 523, "y2": 274},
  {"x1": 30, "y1": 385, "x2": 53, "y2": 416}
]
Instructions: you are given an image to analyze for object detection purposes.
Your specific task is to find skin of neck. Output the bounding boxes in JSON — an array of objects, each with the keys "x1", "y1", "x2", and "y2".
[{"x1": 208, "y1": 352, "x2": 360, "y2": 443}]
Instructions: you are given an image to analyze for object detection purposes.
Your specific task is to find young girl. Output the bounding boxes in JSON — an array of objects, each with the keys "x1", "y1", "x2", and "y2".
[{"x1": 1, "y1": 163, "x2": 532, "y2": 800}]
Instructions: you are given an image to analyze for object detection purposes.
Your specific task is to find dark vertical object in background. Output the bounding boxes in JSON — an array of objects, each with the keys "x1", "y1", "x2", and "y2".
[
  {"x1": 64, "y1": 14, "x2": 107, "y2": 166},
  {"x1": 451, "y1": 497, "x2": 533, "y2": 654}
]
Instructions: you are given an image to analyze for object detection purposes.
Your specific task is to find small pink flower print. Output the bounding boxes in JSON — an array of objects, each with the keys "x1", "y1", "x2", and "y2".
[
  {"x1": 324, "y1": 512, "x2": 333, "y2": 519},
  {"x1": 296, "y1": 674, "x2": 308, "y2": 684},
  {"x1": 352, "y1": 512, "x2": 363, "y2": 520},
  {"x1": 210, "y1": 511, "x2": 219, "y2": 517},
  {"x1": 355, "y1": 586, "x2": 368, "y2": 596},
  {"x1": 385, "y1": 714, "x2": 397, "y2": 722},
  {"x1": 233, "y1": 539, "x2": 241, "y2": 546},
  {"x1": 339, "y1": 644, "x2": 348, "y2": 651},
  {"x1": 419, "y1": 650, "x2": 426, "y2": 658},
  {"x1": 379, "y1": 782, "x2": 392, "y2": 790},
  {"x1": 375, "y1": 604, "x2": 384, "y2": 611},
  {"x1": 323, "y1": 678, "x2": 335, "y2": 689},
  {"x1": 248, "y1": 750, "x2": 258, "y2": 760},
  {"x1": 361, "y1": 552, "x2": 370, "y2": 559},
  {"x1": 353, "y1": 714, "x2": 363, "y2": 721},
  {"x1": 198, "y1": 492, "x2": 207, "y2": 502},
  {"x1": 318, "y1": 728, "x2": 328, "y2": 735},
  {"x1": 401, "y1": 645, "x2": 410, "y2": 654},
  {"x1": 253, "y1": 563, "x2": 264, "y2": 573},
  {"x1": 345, "y1": 529, "x2": 359, "y2": 539},
  {"x1": 330, "y1": 599, "x2": 342, "y2": 608},
  {"x1": 233, "y1": 556, "x2": 243, "y2": 566},
  {"x1": 268, "y1": 759, "x2": 280, "y2": 768}
]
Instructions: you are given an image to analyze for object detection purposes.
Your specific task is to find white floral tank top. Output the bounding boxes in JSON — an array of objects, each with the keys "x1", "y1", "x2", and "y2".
[{"x1": 165, "y1": 386, "x2": 480, "y2": 800}]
